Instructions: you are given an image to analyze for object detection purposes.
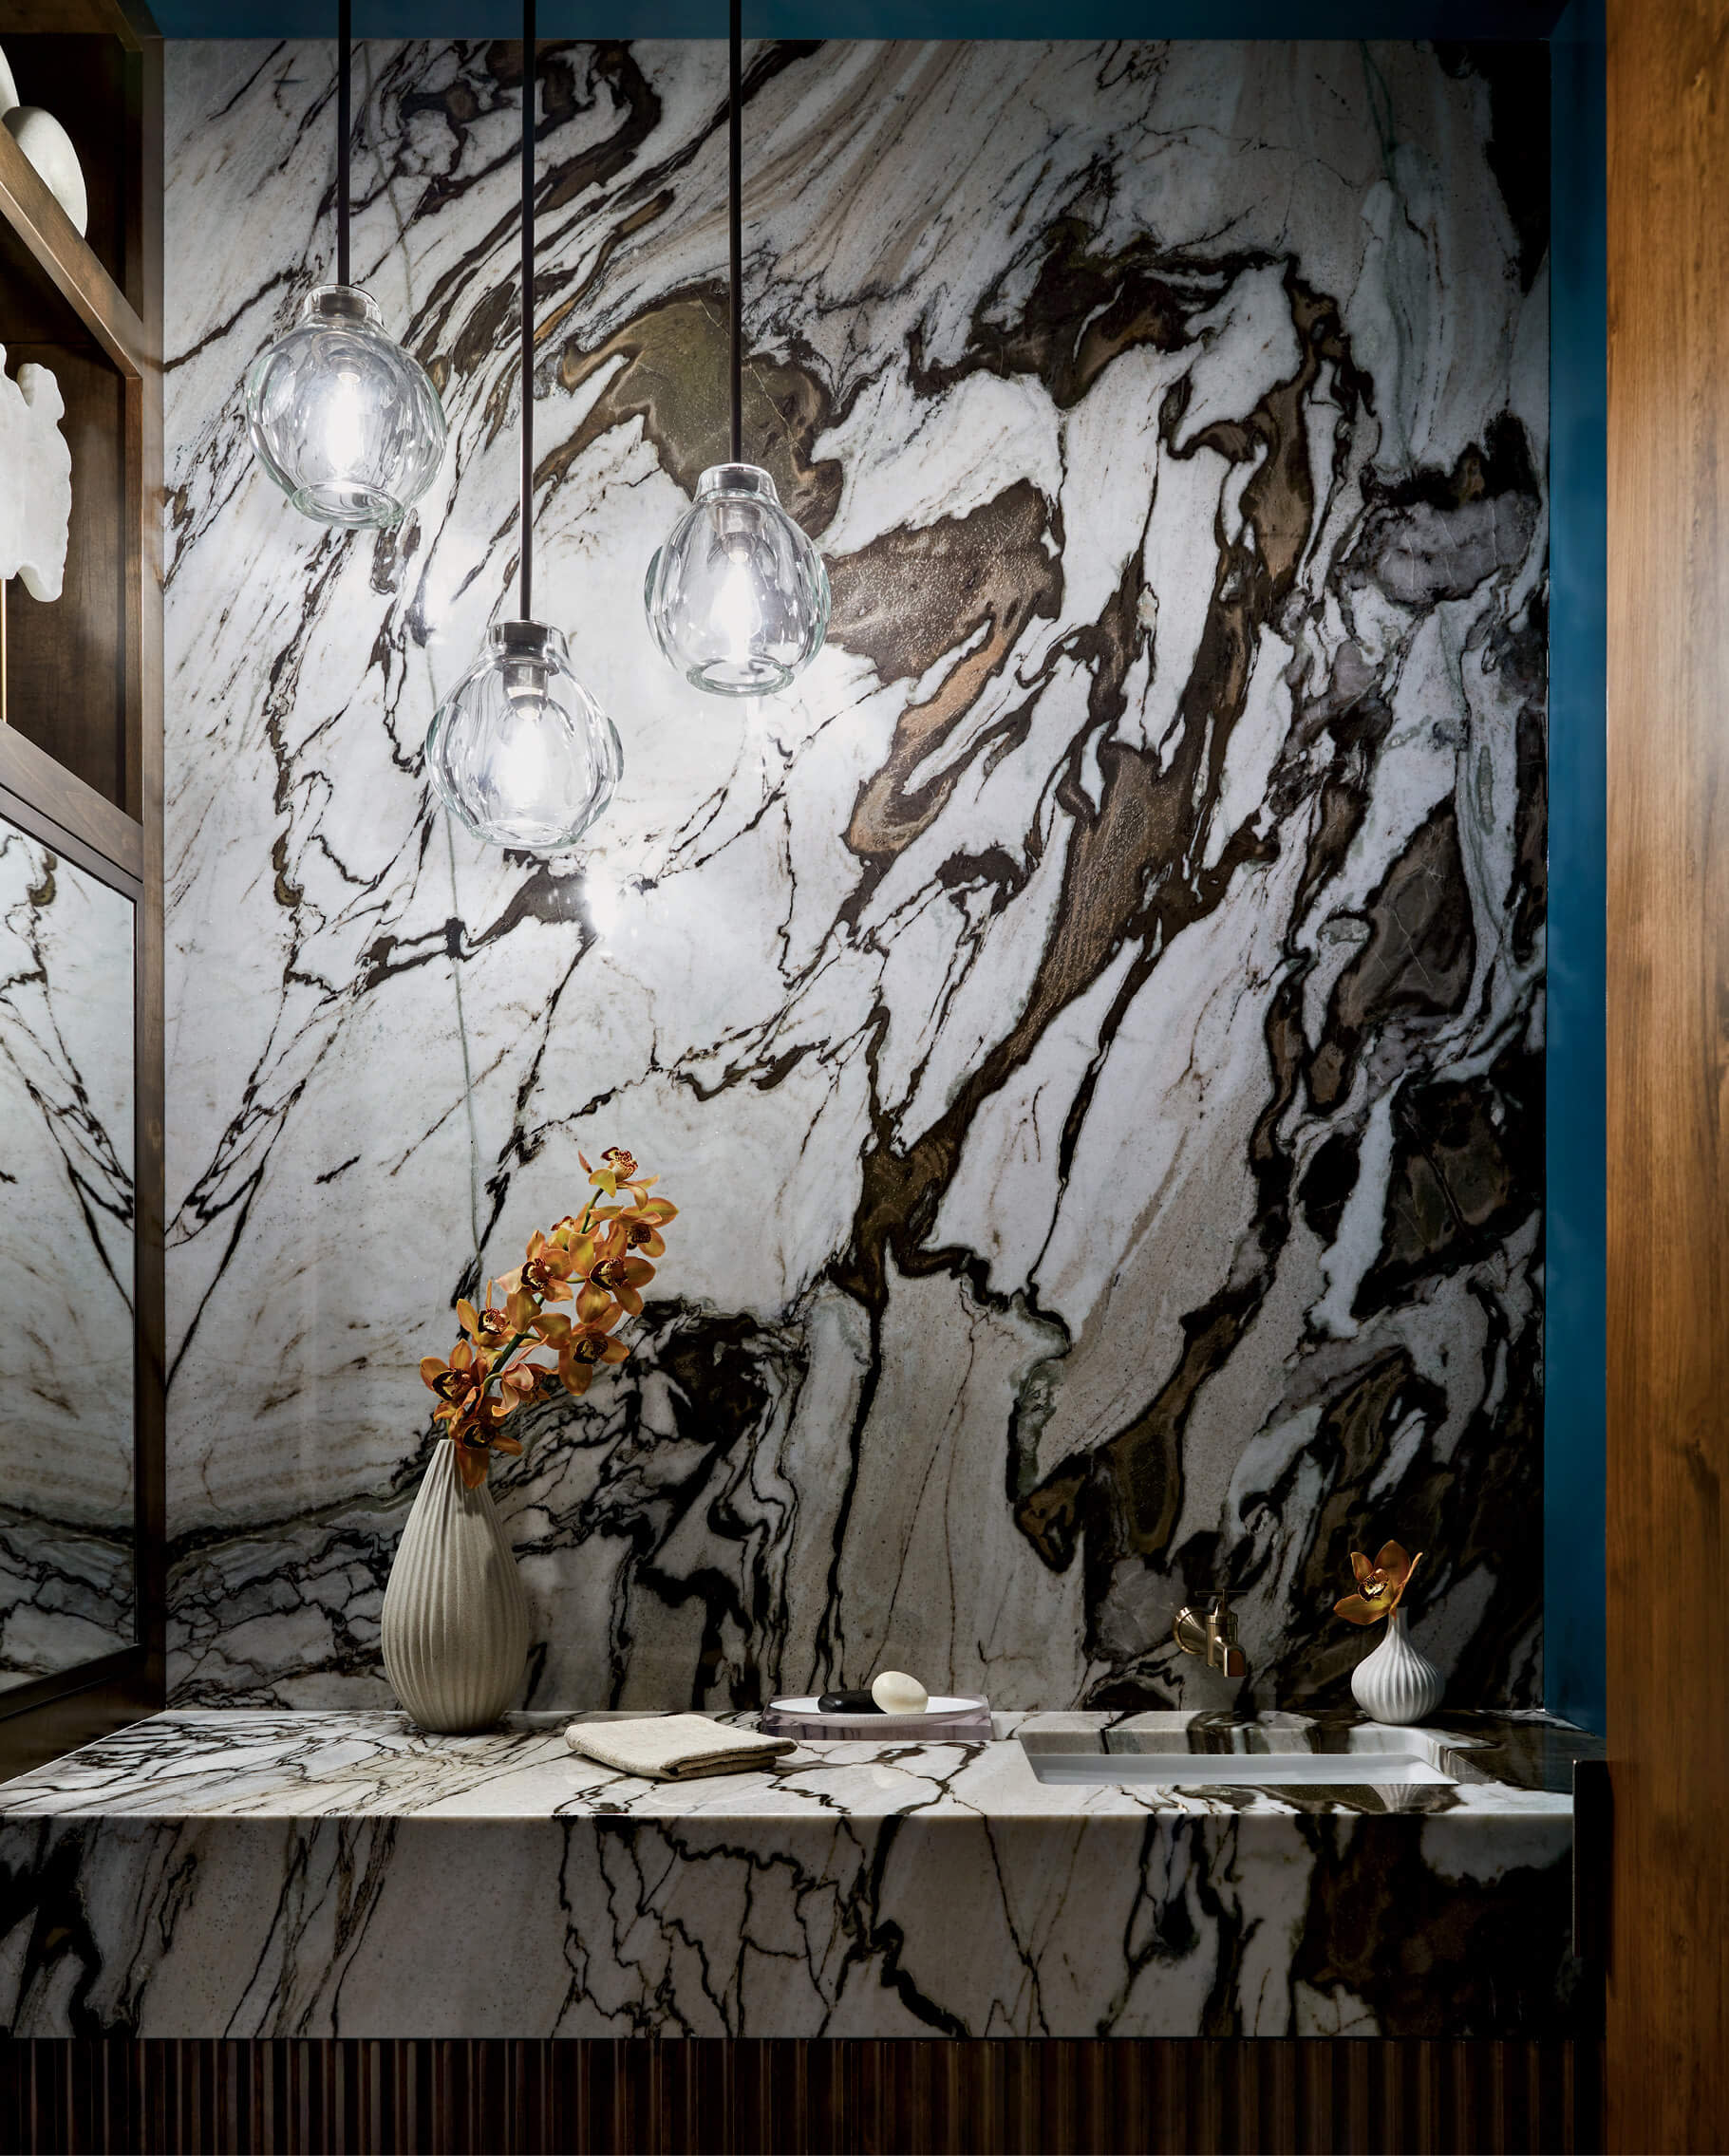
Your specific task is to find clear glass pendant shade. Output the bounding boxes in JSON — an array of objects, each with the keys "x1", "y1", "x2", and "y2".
[
  {"x1": 244, "y1": 286, "x2": 446, "y2": 530},
  {"x1": 425, "y1": 622, "x2": 622, "y2": 854},
  {"x1": 644, "y1": 463, "x2": 829, "y2": 696}
]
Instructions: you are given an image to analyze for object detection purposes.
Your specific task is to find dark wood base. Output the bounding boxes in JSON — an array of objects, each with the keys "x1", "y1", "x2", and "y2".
[{"x1": 0, "y1": 2038, "x2": 1601, "y2": 2155}]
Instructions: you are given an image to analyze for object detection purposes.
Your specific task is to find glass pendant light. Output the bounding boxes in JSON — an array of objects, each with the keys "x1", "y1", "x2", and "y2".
[
  {"x1": 643, "y1": 1, "x2": 829, "y2": 696},
  {"x1": 244, "y1": 0, "x2": 445, "y2": 530},
  {"x1": 423, "y1": 0, "x2": 621, "y2": 855}
]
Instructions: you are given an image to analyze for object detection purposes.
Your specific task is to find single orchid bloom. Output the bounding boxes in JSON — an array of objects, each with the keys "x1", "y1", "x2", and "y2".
[
  {"x1": 451, "y1": 1414, "x2": 503, "y2": 1489},
  {"x1": 583, "y1": 1249, "x2": 655, "y2": 1317},
  {"x1": 420, "y1": 1337, "x2": 493, "y2": 1425},
  {"x1": 616, "y1": 1194, "x2": 678, "y2": 1258},
  {"x1": 1334, "y1": 1541, "x2": 1424, "y2": 1626},
  {"x1": 557, "y1": 1322, "x2": 630, "y2": 1398},
  {"x1": 518, "y1": 1229, "x2": 577, "y2": 1305},
  {"x1": 579, "y1": 1147, "x2": 658, "y2": 1201},
  {"x1": 496, "y1": 1359, "x2": 558, "y2": 1412},
  {"x1": 458, "y1": 1289, "x2": 517, "y2": 1352}
]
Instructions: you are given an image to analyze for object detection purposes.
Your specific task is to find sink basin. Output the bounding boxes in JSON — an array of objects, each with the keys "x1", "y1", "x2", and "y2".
[
  {"x1": 1023, "y1": 1748, "x2": 1454, "y2": 1787},
  {"x1": 1015, "y1": 1716, "x2": 1464, "y2": 1788}
]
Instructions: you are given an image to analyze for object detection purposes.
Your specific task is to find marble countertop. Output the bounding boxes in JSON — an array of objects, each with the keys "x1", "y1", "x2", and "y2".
[
  {"x1": 0, "y1": 1707, "x2": 1593, "y2": 1821},
  {"x1": 0, "y1": 1710, "x2": 1598, "y2": 2040}
]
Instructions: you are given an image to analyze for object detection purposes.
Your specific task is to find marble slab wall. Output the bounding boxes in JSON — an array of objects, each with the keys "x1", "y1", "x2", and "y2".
[{"x1": 162, "y1": 39, "x2": 1549, "y2": 1713}]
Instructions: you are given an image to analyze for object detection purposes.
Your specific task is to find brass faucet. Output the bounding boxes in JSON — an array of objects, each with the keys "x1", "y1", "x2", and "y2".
[{"x1": 1173, "y1": 1591, "x2": 1248, "y2": 1678}]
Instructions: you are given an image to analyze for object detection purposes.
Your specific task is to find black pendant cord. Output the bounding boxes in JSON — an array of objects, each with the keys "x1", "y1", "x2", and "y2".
[
  {"x1": 728, "y1": 0, "x2": 742, "y2": 465},
  {"x1": 335, "y1": 0, "x2": 351, "y2": 287},
  {"x1": 519, "y1": 0, "x2": 536, "y2": 623}
]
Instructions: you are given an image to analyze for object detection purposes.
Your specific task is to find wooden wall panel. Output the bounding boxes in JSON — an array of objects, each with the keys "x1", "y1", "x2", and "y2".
[
  {"x1": 0, "y1": 2039, "x2": 1598, "y2": 2156},
  {"x1": 1606, "y1": 1, "x2": 1729, "y2": 2150}
]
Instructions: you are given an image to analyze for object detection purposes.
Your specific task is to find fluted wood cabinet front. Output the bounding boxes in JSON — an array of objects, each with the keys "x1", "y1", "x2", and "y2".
[{"x1": 0, "y1": 2037, "x2": 1599, "y2": 2156}]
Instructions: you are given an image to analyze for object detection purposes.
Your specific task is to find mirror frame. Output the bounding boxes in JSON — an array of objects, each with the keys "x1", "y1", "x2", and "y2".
[{"x1": 0, "y1": 767, "x2": 163, "y2": 1772}]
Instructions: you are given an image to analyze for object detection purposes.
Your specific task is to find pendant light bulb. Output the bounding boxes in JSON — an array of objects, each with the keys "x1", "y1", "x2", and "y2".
[
  {"x1": 646, "y1": 463, "x2": 828, "y2": 696},
  {"x1": 423, "y1": 0, "x2": 620, "y2": 859},
  {"x1": 643, "y1": 9, "x2": 829, "y2": 697},
  {"x1": 426, "y1": 622, "x2": 621, "y2": 853},
  {"x1": 243, "y1": 5, "x2": 444, "y2": 530},
  {"x1": 245, "y1": 286, "x2": 445, "y2": 529}
]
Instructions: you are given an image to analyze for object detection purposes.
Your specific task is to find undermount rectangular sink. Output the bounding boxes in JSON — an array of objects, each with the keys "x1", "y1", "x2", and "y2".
[{"x1": 1023, "y1": 1748, "x2": 1455, "y2": 1787}]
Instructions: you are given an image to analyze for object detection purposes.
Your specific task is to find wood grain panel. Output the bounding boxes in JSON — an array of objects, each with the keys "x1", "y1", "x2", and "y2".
[
  {"x1": 0, "y1": 2039, "x2": 1600, "y2": 2156},
  {"x1": 0, "y1": 110, "x2": 146, "y2": 377},
  {"x1": 3, "y1": 33, "x2": 136, "y2": 299},
  {"x1": 132, "y1": 28, "x2": 166, "y2": 1734},
  {"x1": 1606, "y1": 2, "x2": 1729, "y2": 2150},
  {"x1": 0, "y1": 731, "x2": 141, "y2": 879}
]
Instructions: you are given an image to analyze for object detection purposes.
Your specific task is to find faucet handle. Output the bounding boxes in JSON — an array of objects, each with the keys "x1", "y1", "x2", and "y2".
[
  {"x1": 1173, "y1": 1592, "x2": 1249, "y2": 1678},
  {"x1": 1208, "y1": 1594, "x2": 1248, "y2": 1678}
]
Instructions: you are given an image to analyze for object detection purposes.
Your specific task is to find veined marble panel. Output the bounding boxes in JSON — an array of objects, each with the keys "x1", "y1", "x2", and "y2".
[
  {"x1": 162, "y1": 41, "x2": 1548, "y2": 1712},
  {"x1": 0, "y1": 816, "x2": 136, "y2": 1687}
]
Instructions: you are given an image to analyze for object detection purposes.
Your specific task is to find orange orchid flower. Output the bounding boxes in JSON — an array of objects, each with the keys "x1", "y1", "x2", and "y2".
[
  {"x1": 582, "y1": 1248, "x2": 655, "y2": 1318},
  {"x1": 420, "y1": 1337, "x2": 494, "y2": 1425},
  {"x1": 1334, "y1": 1541, "x2": 1424, "y2": 1625},
  {"x1": 451, "y1": 1412, "x2": 509, "y2": 1489},
  {"x1": 615, "y1": 1194, "x2": 678, "y2": 1259},
  {"x1": 458, "y1": 1289, "x2": 517, "y2": 1353},
  {"x1": 557, "y1": 1322, "x2": 630, "y2": 1398},
  {"x1": 518, "y1": 1230, "x2": 577, "y2": 1305},
  {"x1": 579, "y1": 1147, "x2": 657, "y2": 1201},
  {"x1": 496, "y1": 1359, "x2": 560, "y2": 1412},
  {"x1": 422, "y1": 1155, "x2": 676, "y2": 1484}
]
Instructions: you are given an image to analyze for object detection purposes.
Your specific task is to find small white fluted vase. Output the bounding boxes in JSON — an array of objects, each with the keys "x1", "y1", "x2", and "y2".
[
  {"x1": 1350, "y1": 1608, "x2": 1443, "y2": 1725},
  {"x1": 381, "y1": 1439, "x2": 530, "y2": 1734}
]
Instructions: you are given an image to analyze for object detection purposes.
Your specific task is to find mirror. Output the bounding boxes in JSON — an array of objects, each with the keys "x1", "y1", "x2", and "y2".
[{"x1": 0, "y1": 808, "x2": 136, "y2": 1690}]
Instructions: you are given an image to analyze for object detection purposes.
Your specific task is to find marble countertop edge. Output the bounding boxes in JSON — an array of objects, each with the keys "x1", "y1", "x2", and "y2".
[{"x1": 0, "y1": 1707, "x2": 1595, "y2": 1824}]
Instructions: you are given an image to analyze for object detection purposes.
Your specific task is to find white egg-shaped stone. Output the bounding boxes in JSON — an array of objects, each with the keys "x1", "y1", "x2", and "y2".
[
  {"x1": 4, "y1": 107, "x2": 87, "y2": 236},
  {"x1": 0, "y1": 45, "x2": 19, "y2": 119},
  {"x1": 871, "y1": 1669, "x2": 929, "y2": 1715}
]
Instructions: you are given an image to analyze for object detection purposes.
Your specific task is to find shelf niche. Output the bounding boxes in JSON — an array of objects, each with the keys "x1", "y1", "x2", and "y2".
[{"x1": 0, "y1": 21, "x2": 151, "y2": 819}]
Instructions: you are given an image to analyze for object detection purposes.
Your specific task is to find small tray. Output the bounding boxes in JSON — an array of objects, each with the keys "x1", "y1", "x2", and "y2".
[{"x1": 761, "y1": 1695, "x2": 991, "y2": 1741}]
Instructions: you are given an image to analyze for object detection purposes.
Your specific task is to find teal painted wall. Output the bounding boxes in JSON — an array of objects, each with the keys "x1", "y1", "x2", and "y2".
[
  {"x1": 153, "y1": 5, "x2": 1566, "y2": 36},
  {"x1": 1544, "y1": 0, "x2": 1607, "y2": 1733}
]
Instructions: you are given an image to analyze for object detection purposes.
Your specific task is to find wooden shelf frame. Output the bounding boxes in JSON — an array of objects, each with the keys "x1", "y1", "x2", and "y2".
[
  {"x1": 0, "y1": 118, "x2": 151, "y2": 379},
  {"x1": 0, "y1": 14, "x2": 164, "y2": 1781}
]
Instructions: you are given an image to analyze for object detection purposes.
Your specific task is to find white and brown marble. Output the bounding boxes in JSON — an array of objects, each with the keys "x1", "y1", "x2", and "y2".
[
  {"x1": 0, "y1": 1709, "x2": 1591, "y2": 2038},
  {"x1": 161, "y1": 40, "x2": 1549, "y2": 1715}
]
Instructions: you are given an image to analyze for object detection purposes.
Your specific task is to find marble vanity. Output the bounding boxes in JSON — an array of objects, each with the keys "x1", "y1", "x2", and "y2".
[{"x1": 0, "y1": 1710, "x2": 1598, "y2": 2040}]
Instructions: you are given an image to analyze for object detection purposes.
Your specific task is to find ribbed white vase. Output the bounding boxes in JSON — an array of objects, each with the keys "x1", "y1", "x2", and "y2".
[
  {"x1": 380, "y1": 1439, "x2": 531, "y2": 1734},
  {"x1": 1350, "y1": 1608, "x2": 1443, "y2": 1725}
]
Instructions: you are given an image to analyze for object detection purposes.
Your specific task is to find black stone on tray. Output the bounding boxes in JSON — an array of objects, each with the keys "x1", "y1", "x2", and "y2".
[{"x1": 817, "y1": 1689, "x2": 884, "y2": 1715}]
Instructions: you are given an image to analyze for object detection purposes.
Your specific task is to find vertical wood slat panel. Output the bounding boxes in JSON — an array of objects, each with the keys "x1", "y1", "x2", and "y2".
[{"x1": 0, "y1": 2038, "x2": 1598, "y2": 2155}]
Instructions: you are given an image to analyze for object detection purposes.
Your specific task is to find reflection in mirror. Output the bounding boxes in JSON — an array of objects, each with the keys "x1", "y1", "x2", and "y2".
[{"x1": 0, "y1": 812, "x2": 136, "y2": 1689}]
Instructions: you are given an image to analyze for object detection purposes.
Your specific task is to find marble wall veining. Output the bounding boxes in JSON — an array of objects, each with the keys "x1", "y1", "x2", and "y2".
[{"x1": 162, "y1": 39, "x2": 1549, "y2": 1714}]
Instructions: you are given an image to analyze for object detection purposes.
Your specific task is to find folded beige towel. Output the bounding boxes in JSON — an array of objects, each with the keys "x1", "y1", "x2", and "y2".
[{"x1": 564, "y1": 1714, "x2": 796, "y2": 1782}]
